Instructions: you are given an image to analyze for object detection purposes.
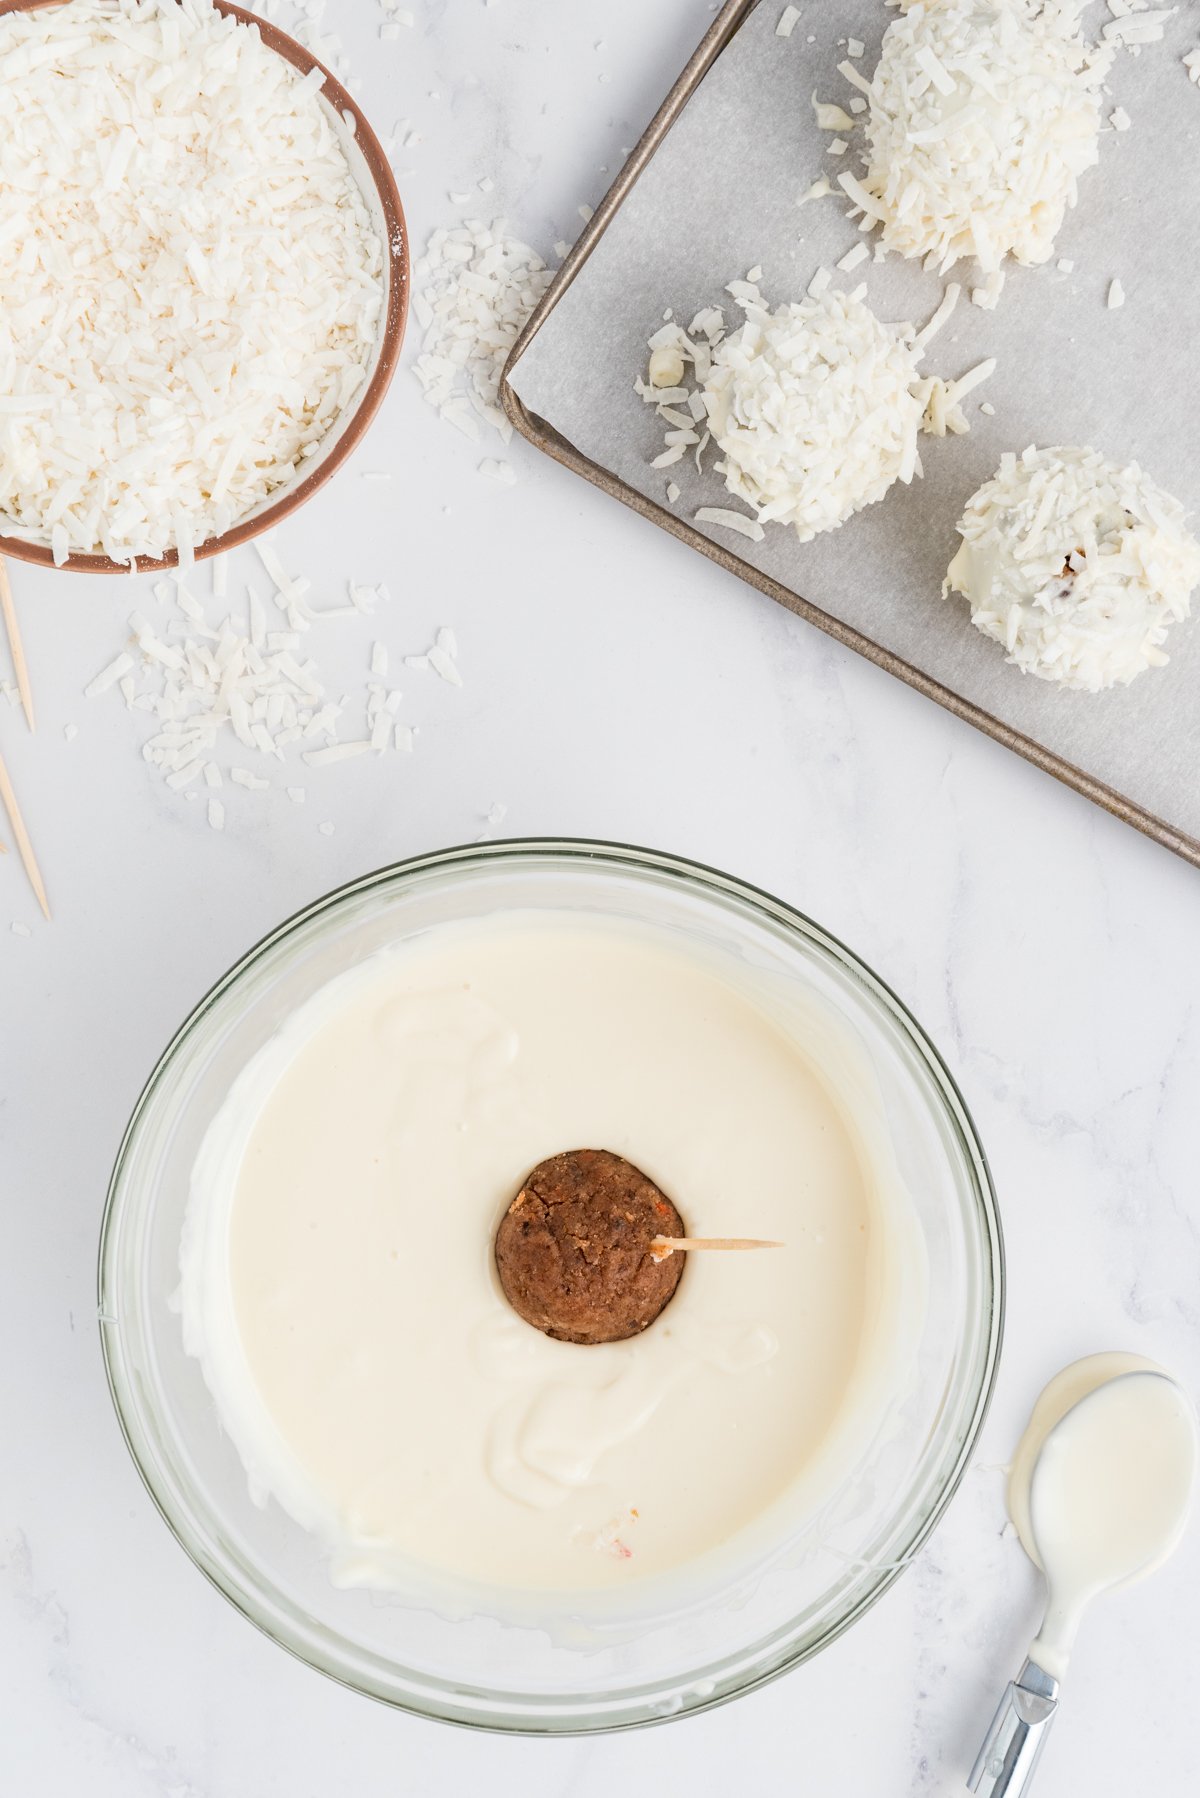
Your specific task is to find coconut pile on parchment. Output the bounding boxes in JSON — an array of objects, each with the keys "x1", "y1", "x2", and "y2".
[
  {"x1": 639, "y1": 277, "x2": 994, "y2": 544},
  {"x1": 945, "y1": 448, "x2": 1200, "y2": 691},
  {"x1": 0, "y1": 0, "x2": 384, "y2": 567}
]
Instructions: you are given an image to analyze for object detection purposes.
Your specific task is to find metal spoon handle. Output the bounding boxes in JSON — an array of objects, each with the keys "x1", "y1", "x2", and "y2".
[{"x1": 967, "y1": 1659, "x2": 1060, "y2": 1798}]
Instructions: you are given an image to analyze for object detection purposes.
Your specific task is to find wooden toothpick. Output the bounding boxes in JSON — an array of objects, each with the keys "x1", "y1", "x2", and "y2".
[
  {"x1": 650, "y1": 1235, "x2": 784, "y2": 1262},
  {"x1": 0, "y1": 555, "x2": 34, "y2": 732},
  {"x1": 0, "y1": 749, "x2": 49, "y2": 919}
]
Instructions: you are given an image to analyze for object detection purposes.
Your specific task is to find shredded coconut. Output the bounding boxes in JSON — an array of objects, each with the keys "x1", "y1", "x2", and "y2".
[
  {"x1": 695, "y1": 507, "x2": 766, "y2": 542},
  {"x1": 411, "y1": 219, "x2": 554, "y2": 449},
  {"x1": 0, "y1": 0, "x2": 384, "y2": 565},
  {"x1": 946, "y1": 445, "x2": 1200, "y2": 690},
  {"x1": 82, "y1": 532, "x2": 433, "y2": 819},
  {"x1": 855, "y1": 0, "x2": 1110, "y2": 274}
]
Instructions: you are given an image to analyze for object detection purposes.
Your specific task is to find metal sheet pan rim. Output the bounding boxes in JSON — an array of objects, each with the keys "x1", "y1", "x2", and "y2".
[{"x1": 499, "y1": 0, "x2": 1198, "y2": 872}]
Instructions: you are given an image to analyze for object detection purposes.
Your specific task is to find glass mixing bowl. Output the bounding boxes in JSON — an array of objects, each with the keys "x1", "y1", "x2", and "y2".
[{"x1": 99, "y1": 841, "x2": 1003, "y2": 1732}]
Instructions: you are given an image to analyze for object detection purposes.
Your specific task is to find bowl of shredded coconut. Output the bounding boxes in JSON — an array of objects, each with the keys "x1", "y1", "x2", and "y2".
[{"x1": 0, "y1": 0, "x2": 408, "y2": 573}]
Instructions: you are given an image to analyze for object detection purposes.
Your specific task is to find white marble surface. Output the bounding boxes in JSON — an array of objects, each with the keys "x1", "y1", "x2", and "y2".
[{"x1": 2, "y1": 3, "x2": 1198, "y2": 1793}]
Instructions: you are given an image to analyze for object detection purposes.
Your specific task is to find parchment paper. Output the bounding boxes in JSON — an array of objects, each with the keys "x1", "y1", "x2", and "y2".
[{"x1": 509, "y1": 0, "x2": 1200, "y2": 851}]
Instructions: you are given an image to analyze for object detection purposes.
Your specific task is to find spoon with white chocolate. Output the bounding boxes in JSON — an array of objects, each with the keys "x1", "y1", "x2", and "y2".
[{"x1": 969, "y1": 1354, "x2": 1198, "y2": 1798}]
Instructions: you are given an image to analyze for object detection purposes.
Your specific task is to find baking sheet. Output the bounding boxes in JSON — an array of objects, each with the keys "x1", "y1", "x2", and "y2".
[{"x1": 506, "y1": 0, "x2": 1200, "y2": 862}]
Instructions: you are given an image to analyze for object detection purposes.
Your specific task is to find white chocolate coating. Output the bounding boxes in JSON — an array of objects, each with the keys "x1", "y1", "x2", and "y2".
[{"x1": 180, "y1": 913, "x2": 926, "y2": 1608}]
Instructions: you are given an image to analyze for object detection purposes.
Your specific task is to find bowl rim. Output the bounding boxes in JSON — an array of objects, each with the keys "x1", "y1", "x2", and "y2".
[
  {"x1": 0, "y1": 0, "x2": 410, "y2": 576},
  {"x1": 97, "y1": 837, "x2": 1005, "y2": 1734}
]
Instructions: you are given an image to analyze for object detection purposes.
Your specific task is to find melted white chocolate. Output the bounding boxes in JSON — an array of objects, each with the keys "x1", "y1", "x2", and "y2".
[{"x1": 180, "y1": 913, "x2": 926, "y2": 1605}]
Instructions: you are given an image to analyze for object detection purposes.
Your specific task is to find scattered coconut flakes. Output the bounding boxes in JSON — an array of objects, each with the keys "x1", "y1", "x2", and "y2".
[
  {"x1": 666, "y1": 481, "x2": 681, "y2": 503},
  {"x1": 777, "y1": 5, "x2": 801, "y2": 37},
  {"x1": 857, "y1": 0, "x2": 1111, "y2": 274},
  {"x1": 371, "y1": 642, "x2": 389, "y2": 677},
  {"x1": 85, "y1": 535, "x2": 428, "y2": 822},
  {"x1": 971, "y1": 271, "x2": 1006, "y2": 310},
  {"x1": 487, "y1": 801, "x2": 508, "y2": 826},
  {"x1": 1057, "y1": 257, "x2": 1075, "y2": 273},
  {"x1": 814, "y1": 98, "x2": 858, "y2": 131},
  {"x1": 11, "y1": 921, "x2": 32, "y2": 938},
  {"x1": 917, "y1": 358, "x2": 997, "y2": 436},
  {"x1": 0, "y1": 0, "x2": 384, "y2": 564},
  {"x1": 800, "y1": 177, "x2": 833, "y2": 205},
  {"x1": 848, "y1": 38, "x2": 865, "y2": 58},
  {"x1": 946, "y1": 445, "x2": 1200, "y2": 691},
  {"x1": 318, "y1": 820, "x2": 335, "y2": 835},
  {"x1": 85, "y1": 653, "x2": 134, "y2": 698},
  {"x1": 63, "y1": 724, "x2": 78, "y2": 744},
  {"x1": 406, "y1": 628, "x2": 463, "y2": 686},
  {"x1": 913, "y1": 282, "x2": 962, "y2": 349},
  {"x1": 980, "y1": 401, "x2": 996, "y2": 416},
  {"x1": 838, "y1": 58, "x2": 875, "y2": 95},
  {"x1": 695, "y1": 507, "x2": 766, "y2": 542},
  {"x1": 412, "y1": 220, "x2": 554, "y2": 446},
  {"x1": 837, "y1": 242, "x2": 870, "y2": 273},
  {"x1": 303, "y1": 742, "x2": 372, "y2": 766},
  {"x1": 1110, "y1": 105, "x2": 1132, "y2": 129},
  {"x1": 207, "y1": 799, "x2": 225, "y2": 832},
  {"x1": 287, "y1": 786, "x2": 306, "y2": 804},
  {"x1": 826, "y1": 138, "x2": 849, "y2": 157},
  {"x1": 1108, "y1": 277, "x2": 1125, "y2": 308},
  {"x1": 1186, "y1": 49, "x2": 1200, "y2": 84},
  {"x1": 479, "y1": 457, "x2": 518, "y2": 484},
  {"x1": 1102, "y1": 10, "x2": 1172, "y2": 46},
  {"x1": 428, "y1": 645, "x2": 462, "y2": 686}
]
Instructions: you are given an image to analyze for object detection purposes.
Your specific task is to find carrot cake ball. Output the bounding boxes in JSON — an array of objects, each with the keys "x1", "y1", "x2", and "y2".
[
  {"x1": 945, "y1": 447, "x2": 1200, "y2": 691},
  {"x1": 700, "y1": 287, "x2": 923, "y2": 540},
  {"x1": 849, "y1": 0, "x2": 1109, "y2": 275},
  {"x1": 495, "y1": 1149, "x2": 685, "y2": 1345}
]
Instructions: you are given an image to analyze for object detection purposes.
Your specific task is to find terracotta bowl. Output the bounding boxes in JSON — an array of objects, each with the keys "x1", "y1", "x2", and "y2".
[{"x1": 0, "y1": 0, "x2": 409, "y2": 575}]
